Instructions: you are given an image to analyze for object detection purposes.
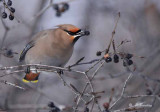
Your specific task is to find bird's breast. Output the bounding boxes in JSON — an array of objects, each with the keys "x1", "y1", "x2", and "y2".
[{"x1": 25, "y1": 42, "x2": 73, "y2": 67}]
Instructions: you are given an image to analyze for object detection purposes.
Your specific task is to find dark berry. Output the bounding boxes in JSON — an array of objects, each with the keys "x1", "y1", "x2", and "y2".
[
  {"x1": 146, "y1": 89, "x2": 152, "y2": 95},
  {"x1": 113, "y1": 54, "x2": 119, "y2": 63},
  {"x1": 114, "y1": 59, "x2": 119, "y2": 63},
  {"x1": 6, "y1": 49, "x2": 13, "y2": 56},
  {"x1": 10, "y1": 7, "x2": 15, "y2": 13},
  {"x1": 96, "y1": 51, "x2": 102, "y2": 56},
  {"x1": 48, "y1": 102, "x2": 55, "y2": 107},
  {"x1": 53, "y1": 4, "x2": 59, "y2": 11},
  {"x1": 105, "y1": 57, "x2": 112, "y2": 63},
  {"x1": 4, "y1": 49, "x2": 14, "y2": 58},
  {"x1": 56, "y1": 11, "x2": 61, "y2": 17},
  {"x1": 2, "y1": 12, "x2": 7, "y2": 19},
  {"x1": 9, "y1": 14, "x2": 14, "y2": 20},
  {"x1": 126, "y1": 53, "x2": 133, "y2": 59},
  {"x1": 128, "y1": 60, "x2": 133, "y2": 65},
  {"x1": 84, "y1": 30, "x2": 90, "y2": 36},
  {"x1": 84, "y1": 107, "x2": 89, "y2": 112},
  {"x1": 63, "y1": 3, "x2": 69, "y2": 11},
  {"x1": 7, "y1": 0, "x2": 12, "y2": 6},
  {"x1": 123, "y1": 59, "x2": 133, "y2": 67},
  {"x1": 114, "y1": 54, "x2": 119, "y2": 60}
]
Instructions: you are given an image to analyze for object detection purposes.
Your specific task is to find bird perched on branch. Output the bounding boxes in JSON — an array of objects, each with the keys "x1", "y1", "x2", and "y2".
[{"x1": 19, "y1": 24, "x2": 90, "y2": 83}]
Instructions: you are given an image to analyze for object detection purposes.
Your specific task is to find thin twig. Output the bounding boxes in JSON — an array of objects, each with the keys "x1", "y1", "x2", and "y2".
[
  {"x1": 0, "y1": 80, "x2": 25, "y2": 90},
  {"x1": 55, "y1": 72, "x2": 87, "y2": 103},
  {"x1": 0, "y1": 64, "x2": 85, "y2": 75},
  {"x1": 124, "y1": 94, "x2": 158, "y2": 98},
  {"x1": 105, "y1": 12, "x2": 120, "y2": 54},
  {"x1": 112, "y1": 104, "x2": 152, "y2": 112},
  {"x1": 109, "y1": 72, "x2": 133, "y2": 109}
]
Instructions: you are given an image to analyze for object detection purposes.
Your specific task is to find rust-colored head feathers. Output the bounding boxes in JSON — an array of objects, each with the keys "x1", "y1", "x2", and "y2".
[
  {"x1": 57, "y1": 24, "x2": 80, "y2": 33},
  {"x1": 57, "y1": 24, "x2": 90, "y2": 43}
]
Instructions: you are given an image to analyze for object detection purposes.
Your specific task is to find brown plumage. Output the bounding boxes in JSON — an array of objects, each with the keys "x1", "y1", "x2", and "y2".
[{"x1": 19, "y1": 24, "x2": 90, "y2": 82}]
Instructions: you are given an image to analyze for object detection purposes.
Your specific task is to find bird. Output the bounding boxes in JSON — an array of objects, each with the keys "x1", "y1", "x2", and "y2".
[{"x1": 19, "y1": 24, "x2": 90, "y2": 83}]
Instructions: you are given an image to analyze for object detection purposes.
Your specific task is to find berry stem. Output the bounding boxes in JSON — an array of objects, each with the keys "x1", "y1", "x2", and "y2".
[{"x1": 105, "y1": 12, "x2": 120, "y2": 54}]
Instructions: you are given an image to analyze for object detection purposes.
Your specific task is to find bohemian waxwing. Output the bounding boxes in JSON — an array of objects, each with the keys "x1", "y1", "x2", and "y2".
[{"x1": 19, "y1": 24, "x2": 90, "y2": 83}]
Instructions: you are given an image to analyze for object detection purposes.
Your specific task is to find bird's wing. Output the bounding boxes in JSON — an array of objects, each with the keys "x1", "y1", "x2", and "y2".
[
  {"x1": 19, "y1": 30, "x2": 51, "y2": 62},
  {"x1": 19, "y1": 41, "x2": 35, "y2": 62}
]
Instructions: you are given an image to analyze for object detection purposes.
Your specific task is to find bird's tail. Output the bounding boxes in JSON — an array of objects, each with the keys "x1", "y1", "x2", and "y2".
[{"x1": 22, "y1": 72, "x2": 40, "y2": 83}]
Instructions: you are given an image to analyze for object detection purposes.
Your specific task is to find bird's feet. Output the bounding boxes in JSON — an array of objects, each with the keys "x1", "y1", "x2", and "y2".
[{"x1": 25, "y1": 66, "x2": 31, "y2": 74}]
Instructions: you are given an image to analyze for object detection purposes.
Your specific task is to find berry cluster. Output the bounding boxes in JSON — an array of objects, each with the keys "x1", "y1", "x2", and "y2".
[
  {"x1": 122, "y1": 53, "x2": 133, "y2": 66},
  {"x1": 1, "y1": 0, "x2": 15, "y2": 20},
  {"x1": 53, "y1": 3, "x2": 69, "y2": 17},
  {"x1": 48, "y1": 102, "x2": 60, "y2": 112},
  {"x1": 96, "y1": 51, "x2": 134, "y2": 67}
]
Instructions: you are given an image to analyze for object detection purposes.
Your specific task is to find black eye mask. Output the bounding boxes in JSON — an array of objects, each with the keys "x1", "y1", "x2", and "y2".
[{"x1": 63, "y1": 29, "x2": 81, "y2": 36}]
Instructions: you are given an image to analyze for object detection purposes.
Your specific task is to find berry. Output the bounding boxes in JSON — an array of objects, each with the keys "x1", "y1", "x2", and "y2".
[
  {"x1": 53, "y1": 4, "x2": 59, "y2": 11},
  {"x1": 146, "y1": 89, "x2": 152, "y2": 95},
  {"x1": 60, "y1": 8, "x2": 66, "y2": 13},
  {"x1": 48, "y1": 102, "x2": 55, "y2": 107},
  {"x1": 9, "y1": 14, "x2": 14, "y2": 20},
  {"x1": 56, "y1": 11, "x2": 61, "y2": 17},
  {"x1": 84, "y1": 107, "x2": 89, "y2": 112},
  {"x1": 96, "y1": 51, "x2": 102, "y2": 56},
  {"x1": 63, "y1": 3, "x2": 69, "y2": 11},
  {"x1": 113, "y1": 54, "x2": 119, "y2": 63},
  {"x1": 128, "y1": 59, "x2": 133, "y2": 65},
  {"x1": 123, "y1": 59, "x2": 133, "y2": 67},
  {"x1": 10, "y1": 7, "x2": 15, "y2": 13},
  {"x1": 105, "y1": 57, "x2": 112, "y2": 63},
  {"x1": 114, "y1": 59, "x2": 119, "y2": 63},
  {"x1": 103, "y1": 102, "x2": 109, "y2": 110},
  {"x1": 2, "y1": 12, "x2": 7, "y2": 19},
  {"x1": 126, "y1": 53, "x2": 133, "y2": 59},
  {"x1": 84, "y1": 30, "x2": 90, "y2": 36},
  {"x1": 7, "y1": 0, "x2": 12, "y2": 6},
  {"x1": 4, "y1": 49, "x2": 14, "y2": 58},
  {"x1": 6, "y1": 49, "x2": 13, "y2": 56}
]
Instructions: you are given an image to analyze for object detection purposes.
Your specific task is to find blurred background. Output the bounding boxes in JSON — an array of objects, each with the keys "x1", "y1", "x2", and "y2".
[{"x1": 0, "y1": 0, "x2": 160, "y2": 112}]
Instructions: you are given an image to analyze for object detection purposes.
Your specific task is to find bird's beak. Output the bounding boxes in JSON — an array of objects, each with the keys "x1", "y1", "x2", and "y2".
[
  {"x1": 76, "y1": 30, "x2": 90, "y2": 37},
  {"x1": 72, "y1": 30, "x2": 90, "y2": 44}
]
